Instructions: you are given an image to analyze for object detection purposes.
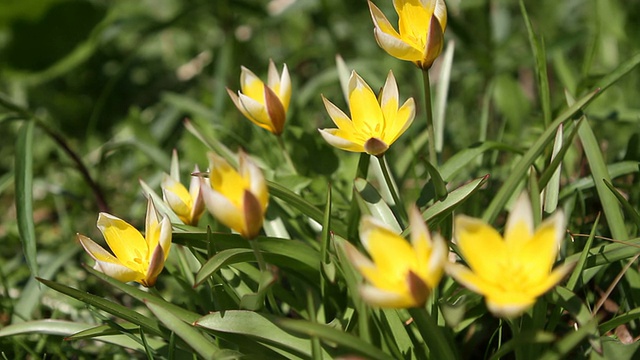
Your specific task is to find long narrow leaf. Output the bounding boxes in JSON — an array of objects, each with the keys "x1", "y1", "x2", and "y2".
[
  {"x1": 146, "y1": 301, "x2": 225, "y2": 360},
  {"x1": 482, "y1": 88, "x2": 599, "y2": 223},
  {"x1": 15, "y1": 120, "x2": 38, "y2": 278}
]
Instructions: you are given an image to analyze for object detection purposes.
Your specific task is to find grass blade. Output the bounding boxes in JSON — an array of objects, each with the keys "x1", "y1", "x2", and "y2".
[{"x1": 15, "y1": 120, "x2": 38, "y2": 278}]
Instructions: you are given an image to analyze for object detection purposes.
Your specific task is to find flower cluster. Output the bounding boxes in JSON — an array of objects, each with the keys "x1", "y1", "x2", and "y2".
[{"x1": 77, "y1": 0, "x2": 571, "y2": 319}]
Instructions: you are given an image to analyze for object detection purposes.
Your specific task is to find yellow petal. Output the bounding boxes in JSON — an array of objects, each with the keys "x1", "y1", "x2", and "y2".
[
  {"x1": 374, "y1": 27, "x2": 425, "y2": 62},
  {"x1": 201, "y1": 180, "x2": 245, "y2": 235},
  {"x1": 503, "y1": 192, "x2": 534, "y2": 248},
  {"x1": 238, "y1": 93, "x2": 274, "y2": 132},
  {"x1": 434, "y1": 0, "x2": 448, "y2": 30},
  {"x1": 242, "y1": 190, "x2": 265, "y2": 239},
  {"x1": 79, "y1": 234, "x2": 142, "y2": 282},
  {"x1": 240, "y1": 152, "x2": 269, "y2": 211},
  {"x1": 348, "y1": 72, "x2": 384, "y2": 138},
  {"x1": 359, "y1": 216, "x2": 416, "y2": 290},
  {"x1": 384, "y1": 97, "x2": 415, "y2": 145},
  {"x1": 485, "y1": 293, "x2": 536, "y2": 319},
  {"x1": 162, "y1": 174, "x2": 192, "y2": 223},
  {"x1": 454, "y1": 215, "x2": 507, "y2": 281},
  {"x1": 97, "y1": 213, "x2": 147, "y2": 272},
  {"x1": 318, "y1": 128, "x2": 365, "y2": 153},
  {"x1": 526, "y1": 261, "x2": 574, "y2": 298},
  {"x1": 360, "y1": 284, "x2": 415, "y2": 308},
  {"x1": 322, "y1": 96, "x2": 357, "y2": 133},
  {"x1": 395, "y1": 0, "x2": 432, "y2": 49},
  {"x1": 240, "y1": 66, "x2": 266, "y2": 105},
  {"x1": 517, "y1": 211, "x2": 565, "y2": 284}
]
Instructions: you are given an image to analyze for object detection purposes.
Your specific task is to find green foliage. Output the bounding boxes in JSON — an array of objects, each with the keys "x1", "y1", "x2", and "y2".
[{"x1": 2, "y1": 0, "x2": 640, "y2": 358}]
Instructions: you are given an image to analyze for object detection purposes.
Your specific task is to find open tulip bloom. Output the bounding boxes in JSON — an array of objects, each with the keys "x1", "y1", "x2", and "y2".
[
  {"x1": 345, "y1": 207, "x2": 448, "y2": 308},
  {"x1": 319, "y1": 70, "x2": 415, "y2": 156},
  {"x1": 368, "y1": 0, "x2": 447, "y2": 70},
  {"x1": 227, "y1": 60, "x2": 291, "y2": 135},
  {"x1": 78, "y1": 198, "x2": 172, "y2": 287},
  {"x1": 161, "y1": 164, "x2": 205, "y2": 227},
  {"x1": 200, "y1": 151, "x2": 269, "y2": 240},
  {"x1": 446, "y1": 192, "x2": 574, "y2": 318}
]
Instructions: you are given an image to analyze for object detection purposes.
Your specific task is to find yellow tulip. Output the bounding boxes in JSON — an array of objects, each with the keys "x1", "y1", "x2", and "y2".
[
  {"x1": 368, "y1": 0, "x2": 447, "y2": 69},
  {"x1": 200, "y1": 151, "x2": 268, "y2": 239},
  {"x1": 77, "y1": 198, "x2": 172, "y2": 287},
  {"x1": 344, "y1": 207, "x2": 448, "y2": 308},
  {"x1": 319, "y1": 70, "x2": 415, "y2": 156},
  {"x1": 161, "y1": 151, "x2": 205, "y2": 226},
  {"x1": 227, "y1": 59, "x2": 291, "y2": 135},
  {"x1": 446, "y1": 192, "x2": 573, "y2": 318}
]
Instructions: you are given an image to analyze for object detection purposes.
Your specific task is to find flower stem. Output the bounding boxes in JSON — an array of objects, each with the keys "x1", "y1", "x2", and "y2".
[
  {"x1": 248, "y1": 238, "x2": 267, "y2": 272},
  {"x1": 379, "y1": 155, "x2": 408, "y2": 223},
  {"x1": 408, "y1": 307, "x2": 457, "y2": 360},
  {"x1": 276, "y1": 135, "x2": 297, "y2": 174},
  {"x1": 422, "y1": 69, "x2": 438, "y2": 165}
]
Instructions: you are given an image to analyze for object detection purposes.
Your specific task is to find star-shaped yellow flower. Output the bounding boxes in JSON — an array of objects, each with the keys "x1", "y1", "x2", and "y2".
[
  {"x1": 446, "y1": 192, "x2": 573, "y2": 318},
  {"x1": 345, "y1": 207, "x2": 448, "y2": 308},
  {"x1": 319, "y1": 70, "x2": 415, "y2": 156},
  {"x1": 78, "y1": 198, "x2": 172, "y2": 287},
  {"x1": 368, "y1": 0, "x2": 447, "y2": 69}
]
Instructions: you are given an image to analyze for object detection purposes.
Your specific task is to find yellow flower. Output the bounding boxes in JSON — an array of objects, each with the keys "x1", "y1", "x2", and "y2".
[
  {"x1": 227, "y1": 59, "x2": 291, "y2": 135},
  {"x1": 446, "y1": 192, "x2": 573, "y2": 318},
  {"x1": 77, "y1": 198, "x2": 172, "y2": 287},
  {"x1": 344, "y1": 207, "x2": 448, "y2": 308},
  {"x1": 200, "y1": 151, "x2": 269, "y2": 239},
  {"x1": 161, "y1": 151, "x2": 205, "y2": 226},
  {"x1": 319, "y1": 70, "x2": 415, "y2": 156},
  {"x1": 368, "y1": 0, "x2": 447, "y2": 69}
]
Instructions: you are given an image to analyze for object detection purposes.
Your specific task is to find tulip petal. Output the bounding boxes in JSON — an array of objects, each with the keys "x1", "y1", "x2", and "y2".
[
  {"x1": 322, "y1": 96, "x2": 356, "y2": 133},
  {"x1": 144, "y1": 244, "x2": 165, "y2": 287},
  {"x1": 97, "y1": 213, "x2": 147, "y2": 269},
  {"x1": 454, "y1": 215, "x2": 507, "y2": 281},
  {"x1": 360, "y1": 284, "x2": 414, "y2": 308},
  {"x1": 242, "y1": 190, "x2": 264, "y2": 239},
  {"x1": 201, "y1": 181, "x2": 245, "y2": 235},
  {"x1": 157, "y1": 216, "x2": 172, "y2": 260},
  {"x1": 385, "y1": 97, "x2": 415, "y2": 144},
  {"x1": 518, "y1": 211, "x2": 566, "y2": 284},
  {"x1": 360, "y1": 216, "x2": 417, "y2": 287},
  {"x1": 240, "y1": 153, "x2": 269, "y2": 210},
  {"x1": 348, "y1": 72, "x2": 384, "y2": 136},
  {"x1": 93, "y1": 260, "x2": 141, "y2": 283},
  {"x1": 504, "y1": 192, "x2": 534, "y2": 248},
  {"x1": 240, "y1": 66, "x2": 265, "y2": 103},
  {"x1": 318, "y1": 128, "x2": 365, "y2": 153},
  {"x1": 485, "y1": 295, "x2": 536, "y2": 319},
  {"x1": 238, "y1": 93, "x2": 274, "y2": 132}
]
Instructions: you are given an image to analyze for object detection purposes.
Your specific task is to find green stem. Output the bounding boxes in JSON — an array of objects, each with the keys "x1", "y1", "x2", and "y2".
[
  {"x1": 276, "y1": 135, "x2": 297, "y2": 174},
  {"x1": 422, "y1": 69, "x2": 438, "y2": 165},
  {"x1": 248, "y1": 239, "x2": 267, "y2": 272},
  {"x1": 379, "y1": 154, "x2": 408, "y2": 223},
  {"x1": 408, "y1": 307, "x2": 456, "y2": 360}
]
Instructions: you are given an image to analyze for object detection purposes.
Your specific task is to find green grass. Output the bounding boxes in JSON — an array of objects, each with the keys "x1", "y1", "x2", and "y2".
[{"x1": 1, "y1": 0, "x2": 640, "y2": 358}]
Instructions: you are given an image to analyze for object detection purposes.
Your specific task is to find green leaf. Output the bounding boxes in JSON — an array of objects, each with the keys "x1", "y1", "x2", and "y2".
[
  {"x1": 173, "y1": 233, "x2": 320, "y2": 282},
  {"x1": 603, "y1": 179, "x2": 640, "y2": 231},
  {"x1": 558, "y1": 161, "x2": 639, "y2": 200},
  {"x1": 196, "y1": 310, "x2": 332, "y2": 359},
  {"x1": 543, "y1": 124, "x2": 563, "y2": 213},
  {"x1": 194, "y1": 248, "x2": 254, "y2": 287},
  {"x1": 83, "y1": 266, "x2": 201, "y2": 324},
  {"x1": 146, "y1": 301, "x2": 225, "y2": 360},
  {"x1": 15, "y1": 120, "x2": 37, "y2": 278},
  {"x1": 0, "y1": 320, "x2": 164, "y2": 352},
  {"x1": 439, "y1": 141, "x2": 520, "y2": 182},
  {"x1": 268, "y1": 180, "x2": 347, "y2": 238},
  {"x1": 276, "y1": 318, "x2": 395, "y2": 360},
  {"x1": 354, "y1": 178, "x2": 402, "y2": 233},
  {"x1": 482, "y1": 88, "x2": 599, "y2": 223},
  {"x1": 12, "y1": 243, "x2": 79, "y2": 323},
  {"x1": 576, "y1": 115, "x2": 629, "y2": 241},
  {"x1": 520, "y1": 0, "x2": 551, "y2": 126},
  {"x1": 37, "y1": 277, "x2": 164, "y2": 336},
  {"x1": 414, "y1": 175, "x2": 488, "y2": 234}
]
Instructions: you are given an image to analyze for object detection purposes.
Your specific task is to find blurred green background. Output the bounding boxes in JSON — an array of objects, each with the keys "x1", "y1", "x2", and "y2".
[{"x1": 1, "y1": 0, "x2": 640, "y2": 357}]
